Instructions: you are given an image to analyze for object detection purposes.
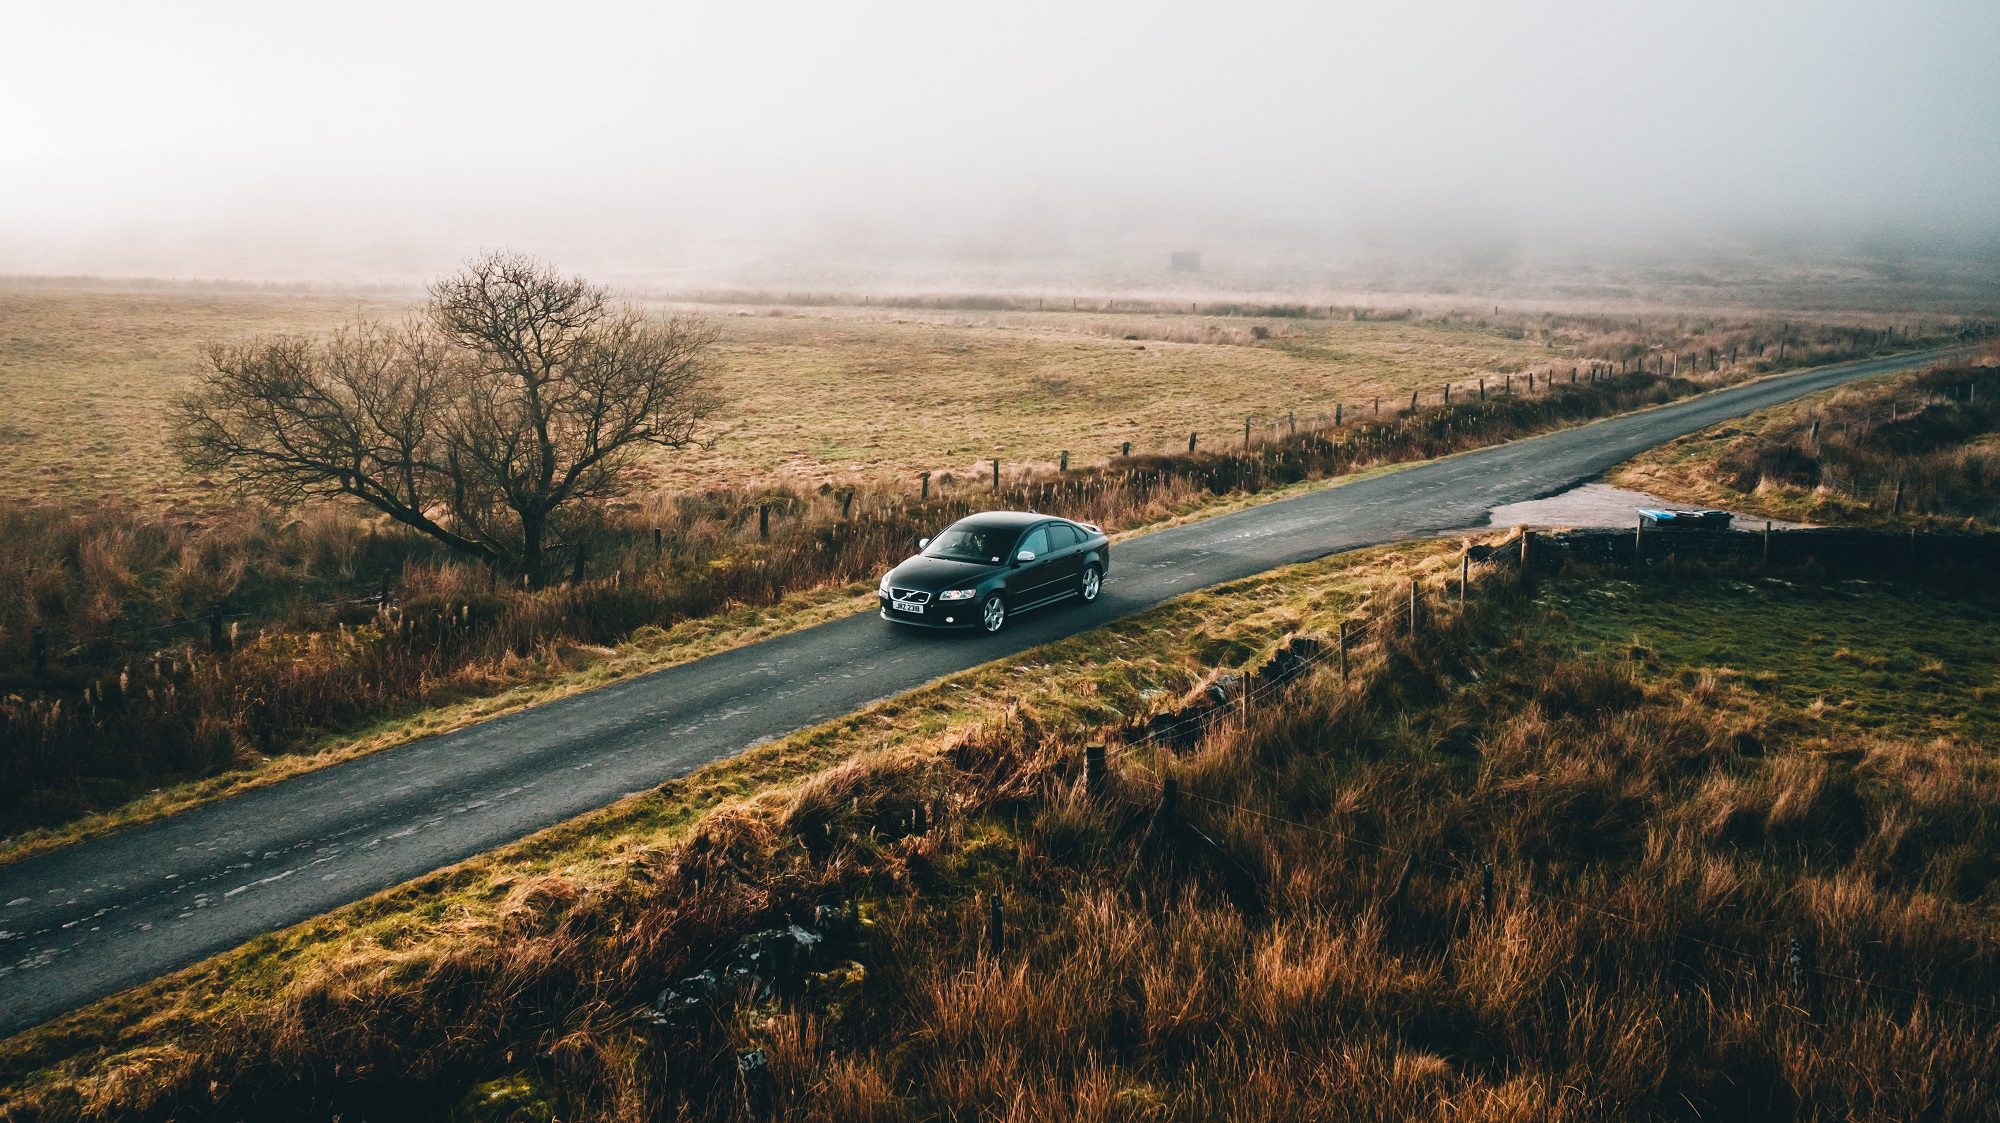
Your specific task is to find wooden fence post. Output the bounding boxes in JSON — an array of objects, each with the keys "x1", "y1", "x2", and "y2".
[
  {"x1": 1337, "y1": 622, "x2": 1349, "y2": 681},
  {"x1": 841, "y1": 490, "x2": 854, "y2": 520},
  {"x1": 1385, "y1": 857, "x2": 1416, "y2": 912},
  {"x1": 920, "y1": 471, "x2": 931, "y2": 501},
  {"x1": 1892, "y1": 479, "x2": 1905, "y2": 515},
  {"x1": 31, "y1": 625, "x2": 47, "y2": 677},
  {"x1": 988, "y1": 892, "x2": 1005, "y2": 953},
  {"x1": 1634, "y1": 517, "x2": 1644, "y2": 569},
  {"x1": 1121, "y1": 441, "x2": 1132, "y2": 457},
  {"x1": 991, "y1": 459, "x2": 1000, "y2": 492},
  {"x1": 571, "y1": 542, "x2": 588, "y2": 585},
  {"x1": 1762, "y1": 520, "x2": 1772, "y2": 569},
  {"x1": 1335, "y1": 403, "x2": 1343, "y2": 425},
  {"x1": 1085, "y1": 744, "x2": 1106, "y2": 795},
  {"x1": 653, "y1": 527, "x2": 663, "y2": 552},
  {"x1": 1784, "y1": 937, "x2": 1810, "y2": 1009},
  {"x1": 758, "y1": 504, "x2": 770, "y2": 540},
  {"x1": 1408, "y1": 581, "x2": 1418, "y2": 637},
  {"x1": 1059, "y1": 450, "x2": 1069, "y2": 472},
  {"x1": 1189, "y1": 431, "x2": 1198, "y2": 454},
  {"x1": 1460, "y1": 552, "x2": 1469, "y2": 607}
]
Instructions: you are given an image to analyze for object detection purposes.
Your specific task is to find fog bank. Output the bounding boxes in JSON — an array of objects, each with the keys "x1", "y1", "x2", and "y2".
[{"x1": 4, "y1": 0, "x2": 1996, "y2": 298}]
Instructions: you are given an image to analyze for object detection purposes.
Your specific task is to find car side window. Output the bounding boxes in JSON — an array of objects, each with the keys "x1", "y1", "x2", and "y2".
[
  {"x1": 1047, "y1": 523, "x2": 1080, "y2": 550},
  {"x1": 1018, "y1": 527, "x2": 1050, "y2": 558}
]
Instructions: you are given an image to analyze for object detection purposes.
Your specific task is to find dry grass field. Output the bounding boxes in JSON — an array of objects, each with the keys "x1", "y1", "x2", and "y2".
[
  {"x1": 0, "y1": 285, "x2": 1560, "y2": 510},
  {"x1": 4, "y1": 542, "x2": 1993, "y2": 1121},
  {"x1": 0, "y1": 288, "x2": 412, "y2": 509}
]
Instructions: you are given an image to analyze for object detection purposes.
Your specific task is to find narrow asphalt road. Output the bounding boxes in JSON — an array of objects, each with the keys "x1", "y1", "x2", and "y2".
[{"x1": 0, "y1": 347, "x2": 1960, "y2": 1037}]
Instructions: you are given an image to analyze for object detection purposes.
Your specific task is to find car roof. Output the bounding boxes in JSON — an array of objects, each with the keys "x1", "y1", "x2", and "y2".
[{"x1": 951, "y1": 510, "x2": 1066, "y2": 530}]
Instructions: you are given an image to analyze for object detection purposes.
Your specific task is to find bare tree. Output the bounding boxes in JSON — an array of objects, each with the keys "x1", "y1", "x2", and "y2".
[{"x1": 174, "y1": 253, "x2": 720, "y2": 582}]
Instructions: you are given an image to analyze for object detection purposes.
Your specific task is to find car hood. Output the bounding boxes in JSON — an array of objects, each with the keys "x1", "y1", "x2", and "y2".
[{"x1": 885, "y1": 555, "x2": 998, "y2": 590}]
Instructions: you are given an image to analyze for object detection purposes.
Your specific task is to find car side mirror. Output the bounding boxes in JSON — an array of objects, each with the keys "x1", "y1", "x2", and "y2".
[
  {"x1": 1016, "y1": 549, "x2": 1036, "y2": 564},
  {"x1": 918, "y1": 537, "x2": 930, "y2": 549}
]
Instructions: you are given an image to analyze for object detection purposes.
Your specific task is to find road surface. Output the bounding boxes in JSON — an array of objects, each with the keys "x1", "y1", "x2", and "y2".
[{"x1": 0, "y1": 347, "x2": 1960, "y2": 1036}]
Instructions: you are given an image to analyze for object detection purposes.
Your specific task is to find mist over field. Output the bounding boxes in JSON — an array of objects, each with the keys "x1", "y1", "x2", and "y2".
[{"x1": 4, "y1": 0, "x2": 1998, "y2": 300}]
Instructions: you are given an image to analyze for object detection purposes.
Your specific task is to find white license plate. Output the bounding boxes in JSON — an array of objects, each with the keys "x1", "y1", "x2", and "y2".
[{"x1": 893, "y1": 599, "x2": 925, "y2": 614}]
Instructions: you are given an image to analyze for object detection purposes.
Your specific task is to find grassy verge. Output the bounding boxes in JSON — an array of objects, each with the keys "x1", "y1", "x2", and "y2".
[
  {"x1": 0, "y1": 539, "x2": 1462, "y2": 1114},
  {"x1": 1614, "y1": 351, "x2": 2000, "y2": 528},
  {"x1": 5, "y1": 544, "x2": 1997, "y2": 1121},
  {"x1": 0, "y1": 582, "x2": 875, "y2": 865}
]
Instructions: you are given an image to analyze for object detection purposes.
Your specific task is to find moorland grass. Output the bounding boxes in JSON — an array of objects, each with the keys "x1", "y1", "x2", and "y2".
[
  {"x1": 0, "y1": 286, "x2": 1560, "y2": 510},
  {"x1": 3, "y1": 283, "x2": 1952, "y2": 510},
  {"x1": 1615, "y1": 352, "x2": 2000, "y2": 528},
  {"x1": 2, "y1": 547, "x2": 1994, "y2": 1121}
]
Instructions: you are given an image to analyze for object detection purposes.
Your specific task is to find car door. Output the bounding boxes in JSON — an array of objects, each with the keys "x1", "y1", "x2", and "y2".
[
  {"x1": 1013, "y1": 525, "x2": 1055, "y2": 602},
  {"x1": 1044, "y1": 522, "x2": 1085, "y2": 593}
]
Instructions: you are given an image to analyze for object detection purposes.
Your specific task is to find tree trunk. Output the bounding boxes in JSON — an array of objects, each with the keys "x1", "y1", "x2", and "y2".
[{"x1": 522, "y1": 510, "x2": 546, "y2": 589}]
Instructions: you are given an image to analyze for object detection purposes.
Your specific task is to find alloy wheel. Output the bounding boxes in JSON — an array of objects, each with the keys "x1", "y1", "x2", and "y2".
[{"x1": 981, "y1": 595, "x2": 1006, "y2": 633}]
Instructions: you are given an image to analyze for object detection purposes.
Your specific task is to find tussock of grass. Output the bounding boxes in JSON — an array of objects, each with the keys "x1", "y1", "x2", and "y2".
[{"x1": 5, "y1": 548, "x2": 1994, "y2": 1121}]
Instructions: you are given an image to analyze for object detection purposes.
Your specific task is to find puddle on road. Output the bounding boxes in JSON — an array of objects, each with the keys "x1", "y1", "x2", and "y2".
[{"x1": 1482, "y1": 481, "x2": 1808, "y2": 531}]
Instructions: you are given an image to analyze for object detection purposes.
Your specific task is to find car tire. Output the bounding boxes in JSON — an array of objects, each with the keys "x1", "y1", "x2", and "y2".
[
  {"x1": 979, "y1": 593, "x2": 1007, "y2": 634},
  {"x1": 1079, "y1": 564, "x2": 1102, "y2": 603}
]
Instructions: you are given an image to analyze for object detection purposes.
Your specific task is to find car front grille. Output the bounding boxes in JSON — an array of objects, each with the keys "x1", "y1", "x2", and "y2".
[{"x1": 889, "y1": 588, "x2": 931, "y2": 604}]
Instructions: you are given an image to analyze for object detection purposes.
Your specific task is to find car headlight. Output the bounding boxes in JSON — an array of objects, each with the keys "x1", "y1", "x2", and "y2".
[
  {"x1": 878, "y1": 575, "x2": 892, "y2": 595},
  {"x1": 937, "y1": 588, "x2": 977, "y2": 601}
]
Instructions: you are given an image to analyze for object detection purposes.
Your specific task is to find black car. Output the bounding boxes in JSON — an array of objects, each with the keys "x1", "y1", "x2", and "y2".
[{"x1": 879, "y1": 511, "x2": 1110, "y2": 632}]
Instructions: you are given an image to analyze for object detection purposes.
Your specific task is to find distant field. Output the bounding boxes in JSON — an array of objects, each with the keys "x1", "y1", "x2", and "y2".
[
  {"x1": 0, "y1": 285, "x2": 1560, "y2": 510},
  {"x1": 0, "y1": 288, "x2": 412, "y2": 510}
]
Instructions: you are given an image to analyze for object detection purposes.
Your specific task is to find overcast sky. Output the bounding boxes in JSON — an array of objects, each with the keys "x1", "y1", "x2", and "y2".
[{"x1": 4, "y1": 0, "x2": 1996, "y2": 282}]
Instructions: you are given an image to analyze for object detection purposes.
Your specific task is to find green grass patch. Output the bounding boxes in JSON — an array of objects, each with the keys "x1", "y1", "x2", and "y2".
[{"x1": 1540, "y1": 574, "x2": 2000, "y2": 743}]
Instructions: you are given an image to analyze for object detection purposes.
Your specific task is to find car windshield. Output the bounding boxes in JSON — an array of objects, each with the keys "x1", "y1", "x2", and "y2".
[{"x1": 923, "y1": 522, "x2": 1017, "y2": 564}]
